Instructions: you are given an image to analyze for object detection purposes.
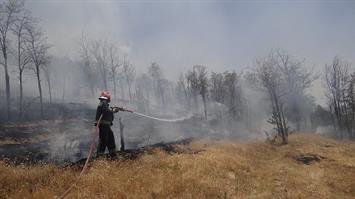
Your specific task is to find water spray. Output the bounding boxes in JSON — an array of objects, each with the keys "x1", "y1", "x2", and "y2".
[
  {"x1": 116, "y1": 106, "x2": 189, "y2": 122},
  {"x1": 131, "y1": 112, "x2": 187, "y2": 122}
]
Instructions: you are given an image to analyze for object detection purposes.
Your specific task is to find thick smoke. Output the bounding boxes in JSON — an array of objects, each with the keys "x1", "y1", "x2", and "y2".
[{"x1": 1, "y1": 1, "x2": 355, "y2": 163}]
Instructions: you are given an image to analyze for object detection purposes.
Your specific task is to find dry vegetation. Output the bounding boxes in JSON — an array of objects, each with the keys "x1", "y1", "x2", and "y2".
[{"x1": 1, "y1": 134, "x2": 354, "y2": 199}]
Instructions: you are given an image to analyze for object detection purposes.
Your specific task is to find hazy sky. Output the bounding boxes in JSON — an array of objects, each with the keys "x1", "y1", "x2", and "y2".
[{"x1": 27, "y1": 0, "x2": 355, "y2": 103}]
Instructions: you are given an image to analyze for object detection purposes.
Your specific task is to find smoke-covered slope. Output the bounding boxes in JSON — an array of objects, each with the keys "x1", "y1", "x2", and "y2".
[{"x1": 0, "y1": 134, "x2": 354, "y2": 198}]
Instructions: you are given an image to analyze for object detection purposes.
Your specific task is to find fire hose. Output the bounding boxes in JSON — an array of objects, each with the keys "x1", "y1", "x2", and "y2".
[
  {"x1": 59, "y1": 114, "x2": 103, "y2": 199},
  {"x1": 59, "y1": 109, "x2": 187, "y2": 198}
]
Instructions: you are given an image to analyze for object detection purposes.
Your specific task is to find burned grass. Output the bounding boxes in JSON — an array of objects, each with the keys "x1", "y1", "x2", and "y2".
[
  {"x1": 293, "y1": 153, "x2": 326, "y2": 165},
  {"x1": 0, "y1": 134, "x2": 354, "y2": 198}
]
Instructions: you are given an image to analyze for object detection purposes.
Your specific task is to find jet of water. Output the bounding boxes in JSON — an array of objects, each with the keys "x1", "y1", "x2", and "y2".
[{"x1": 132, "y1": 112, "x2": 188, "y2": 122}]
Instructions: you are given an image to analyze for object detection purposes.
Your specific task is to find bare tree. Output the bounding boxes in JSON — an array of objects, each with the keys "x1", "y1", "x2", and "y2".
[
  {"x1": 210, "y1": 71, "x2": 243, "y2": 120},
  {"x1": 43, "y1": 62, "x2": 52, "y2": 104},
  {"x1": 135, "y1": 73, "x2": 153, "y2": 112},
  {"x1": 0, "y1": 0, "x2": 23, "y2": 119},
  {"x1": 224, "y1": 71, "x2": 242, "y2": 119},
  {"x1": 78, "y1": 36, "x2": 126, "y2": 98},
  {"x1": 324, "y1": 57, "x2": 353, "y2": 139},
  {"x1": 91, "y1": 39, "x2": 109, "y2": 90},
  {"x1": 108, "y1": 43, "x2": 121, "y2": 99},
  {"x1": 122, "y1": 56, "x2": 136, "y2": 101},
  {"x1": 247, "y1": 52, "x2": 290, "y2": 144},
  {"x1": 12, "y1": 9, "x2": 32, "y2": 119},
  {"x1": 210, "y1": 72, "x2": 225, "y2": 103},
  {"x1": 186, "y1": 68, "x2": 199, "y2": 111},
  {"x1": 276, "y1": 50, "x2": 316, "y2": 131},
  {"x1": 78, "y1": 34, "x2": 96, "y2": 97},
  {"x1": 25, "y1": 23, "x2": 51, "y2": 118},
  {"x1": 176, "y1": 73, "x2": 190, "y2": 110},
  {"x1": 248, "y1": 50, "x2": 315, "y2": 144},
  {"x1": 194, "y1": 65, "x2": 208, "y2": 119},
  {"x1": 148, "y1": 62, "x2": 165, "y2": 106},
  {"x1": 348, "y1": 72, "x2": 355, "y2": 139},
  {"x1": 117, "y1": 72, "x2": 126, "y2": 100}
]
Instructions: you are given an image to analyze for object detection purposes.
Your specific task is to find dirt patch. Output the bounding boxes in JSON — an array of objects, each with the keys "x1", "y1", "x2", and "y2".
[
  {"x1": 323, "y1": 144, "x2": 334, "y2": 148},
  {"x1": 294, "y1": 153, "x2": 326, "y2": 165},
  {"x1": 143, "y1": 138, "x2": 203, "y2": 155}
]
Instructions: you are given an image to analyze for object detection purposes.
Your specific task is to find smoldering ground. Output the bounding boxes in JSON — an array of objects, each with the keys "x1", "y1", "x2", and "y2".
[{"x1": 0, "y1": 98, "x2": 266, "y2": 164}]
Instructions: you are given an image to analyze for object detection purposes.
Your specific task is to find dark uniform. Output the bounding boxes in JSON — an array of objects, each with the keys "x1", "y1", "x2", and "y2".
[{"x1": 95, "y1": 100, "x2": 119, "y2": 158}]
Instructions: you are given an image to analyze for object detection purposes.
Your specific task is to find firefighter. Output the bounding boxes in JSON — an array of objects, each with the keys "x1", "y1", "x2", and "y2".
[{"x1": 95, "y1": 90, "x2": 131, "y2": 158}]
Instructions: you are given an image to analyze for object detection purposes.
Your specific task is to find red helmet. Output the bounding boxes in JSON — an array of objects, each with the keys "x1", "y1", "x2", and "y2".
[{"x1": 99, "y1": 90, "x2": 111, "y2": 101}]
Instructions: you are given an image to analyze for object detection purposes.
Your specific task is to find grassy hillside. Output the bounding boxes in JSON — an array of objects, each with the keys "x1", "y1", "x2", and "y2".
[{"x1": 1, "y1": 134, "x2": 354, "y2": 198}]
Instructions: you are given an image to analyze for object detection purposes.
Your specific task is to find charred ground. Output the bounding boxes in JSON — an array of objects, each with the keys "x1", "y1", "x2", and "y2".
[{"x1": 0, "y1": 112, "x2": 224, "y2": 165}]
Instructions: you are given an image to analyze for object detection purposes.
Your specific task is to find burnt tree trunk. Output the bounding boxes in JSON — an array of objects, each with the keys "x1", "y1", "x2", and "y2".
[
  {"x1": 19, "y1": 70, "x2": 23, "y2": 119},
  {"x1": 128, "y1": 83, "x2": 132, "y2": 101},
  {"x1": 46, "y1": 73, "x2": 52, "y2": 104},
  {"x1": 119, "y1": 117, "x2": 125, "y2": 151},
  {"x1": 35, "y1": 64, "x2": 43, "y2": 118},
  {"x1": 202, "y1": 95, "x2": 207, "y2": 120},
  {"x1": 2, "y1": 48, "x2": 11, "y2": 120}
]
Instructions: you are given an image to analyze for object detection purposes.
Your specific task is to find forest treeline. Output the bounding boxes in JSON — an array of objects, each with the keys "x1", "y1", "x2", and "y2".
[
  {"x1": 0, "y1": 0, "x2": 50, "y2": 119},
  {"x1": 1, "y1": 0, "x2": 354, "y2": 143}
]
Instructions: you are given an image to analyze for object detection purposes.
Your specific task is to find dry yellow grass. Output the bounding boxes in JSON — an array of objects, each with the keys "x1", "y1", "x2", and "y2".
[{"x1": 1, "y1": 134, "x2": 354, "y2": 199}]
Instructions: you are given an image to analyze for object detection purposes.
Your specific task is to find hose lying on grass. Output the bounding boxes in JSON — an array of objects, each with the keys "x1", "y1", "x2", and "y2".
[
  {"x1": 59, "y1": 111, "x2": 186, "y2": 198},
  {"x1": 59, "y1": 114, "x2": 103, "y2": 199}
]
